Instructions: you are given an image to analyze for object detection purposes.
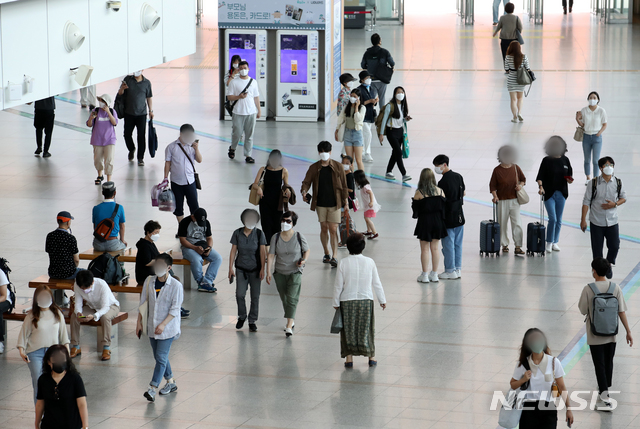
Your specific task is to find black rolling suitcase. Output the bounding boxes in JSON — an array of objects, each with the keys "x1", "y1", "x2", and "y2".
[
  {"x1": 527, "y1": 196, "x2": 546, "y2": 256},
  {"x1": 480, "y1": 203, "x2": 501, "y2": 256}
]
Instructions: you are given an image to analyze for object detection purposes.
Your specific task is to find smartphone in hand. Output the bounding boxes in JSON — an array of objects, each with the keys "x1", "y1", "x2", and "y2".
[
  {"x1": 137, "y1": 329, "x2": 142, "y2": 339},
  {"x1": 229, "y1": 274, "x2": 235, "y2": 284}
]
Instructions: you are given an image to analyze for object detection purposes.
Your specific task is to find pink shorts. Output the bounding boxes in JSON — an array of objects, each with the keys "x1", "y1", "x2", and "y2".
[{"x1": 364, "y1": 209, "x2": 376, "y2": 218}]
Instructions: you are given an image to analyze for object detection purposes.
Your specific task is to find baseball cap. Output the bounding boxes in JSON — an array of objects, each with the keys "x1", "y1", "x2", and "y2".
[
  {"x1": 57, "y1": 211, "x2": 74, "y2": 222},
  {"x1": 102, "y1": 181, "x2": 116, "y2": 192},
  {"x1": 193, "y1": 208, "x2": 208, "y2": 227}
]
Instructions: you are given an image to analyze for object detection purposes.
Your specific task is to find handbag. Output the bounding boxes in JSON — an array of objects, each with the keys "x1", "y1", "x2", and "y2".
[
  {"x1": 148, "y1": 119, "x2": 158, "y2": 158},
  {"x1": 225, "y1": 78, "x2": 254, "y2": 116},
  {"x1": 516, "y1": 29, "x2": 524, "y2": 45},
  {"x1": 573, "y1": 126, "x2": 584, "y2": 142},
  {"x1": 402, "y1": 123, "x2": 410, "y2": 159},
  {"x1": 248, "y1": 168, "x2": 266, "y2": 206},
  {"x1": 330, "y1": 307, "x2": 343, "y2": 334},
  {"x1": 177, "y1": 143, "x2": 201, "y2": 190},
  {"x1": 498, "y1": 389, "x2": 523, "y2": 429},
  {"x1": 516, "y1": 66, "x2": 532, "y2": 86},
  {"x1": 138, "y1": 277, "x2": 153, "y2": 336},
  {"x1": 515, "y1": 166, "x2": 529, "y2": 205}
]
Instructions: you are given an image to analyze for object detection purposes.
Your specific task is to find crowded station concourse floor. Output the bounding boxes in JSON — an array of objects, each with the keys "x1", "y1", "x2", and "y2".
[{"x1": 2, "y1": 1, "x2": 640, "y2": 428}]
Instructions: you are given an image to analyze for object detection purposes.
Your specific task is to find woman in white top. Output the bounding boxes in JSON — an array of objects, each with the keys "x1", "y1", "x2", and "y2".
[
  {"x1": 224, "y1": 54, "x2": 242, "y2": 86},
  {"x1": 333, "y1": 233, "x2": 386, "y2": 368},
  {"x1": 335, "y1": 88, "x2": 366, "y2": 171},
  {"x1": 16, "y1": 286, "x2": 70, "y2": 404},
  {"x1": 378, "y1": 86, "x2": 413, "y2": 182},
  {"x1": 510, "y1": 328, "x2": 573, "y2": 429},
  {"x1": 576, "y1": 91, "x2": 607, "y2": 185}
]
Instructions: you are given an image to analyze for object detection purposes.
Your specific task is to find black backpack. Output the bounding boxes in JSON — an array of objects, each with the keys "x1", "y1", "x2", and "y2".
[
  {"x1": 0, "y1": 258, "x2": 17, "y2": 313},
  {"x1": 590, "y1": 177, "x2": 622, "y2": 207},
  {"x1": 88, "y1": 253, "x2": 125, "y2": 285}
]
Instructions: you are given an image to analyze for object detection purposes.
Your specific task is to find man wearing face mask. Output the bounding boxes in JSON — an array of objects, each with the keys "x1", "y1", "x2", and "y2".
[
  {"x1": 118, "y1": 70, "x2": 154, "y2": 166},
  {"x1": 358, "y1": 71, "x2": 379, "y2": 163},
  {"x1": 45, "y1": 211, "x2": 80, "y2": 307},
  {"x1": 301, "y1": 141, "x2": 350, "y2": 267},
  {"x1": 164, "y1": 124, "x2": 203, "y2": 225},
  {"x1": 360, "y1": 33, "x2": 395, "y2": 106},
  {"x1": 226, "y1": 60, "x2": 261, "y2": 164},
  {"x1": 581, "y1": 157, "x2": 626, "y2": 279},
  {"x1": 69, "y1": 270, "x2": 120, "y2": 361}
]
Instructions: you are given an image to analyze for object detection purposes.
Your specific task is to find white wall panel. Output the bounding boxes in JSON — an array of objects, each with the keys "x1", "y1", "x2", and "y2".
[
  {"x1": 1, "y1": 0, "x2": 49, "y2": 108},
  {"x1": 89, "y1": 0, "x2": 128, "y2": 84},
  {"x1": 128, "y1": 0, "x2": 163, "y2": 72},
  {"x1": 47, "y1": 0, "x2": 90, "y2": 96},
  {"x1": 0, "y1": 9, "x2": 3, "y2": 109},
  {"x1": 162, "y1": 0, "x2": 196, "y2": 62}
]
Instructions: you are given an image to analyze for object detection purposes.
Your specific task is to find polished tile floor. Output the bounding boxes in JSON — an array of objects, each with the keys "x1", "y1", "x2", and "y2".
[{"x1": 1, "y1": 1, "x2": 640, "y2": 428}]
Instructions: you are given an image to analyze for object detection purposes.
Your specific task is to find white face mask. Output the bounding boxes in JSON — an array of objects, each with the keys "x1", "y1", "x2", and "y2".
[
  {"x1": 239, "y1": 69, "x2": 249, "y2": 77},
  {"x1": 281, "y1": 222, "x2": 292, "y2": 232},
  {"x1": 347, "y1": 81, "x2": 357, "y2": 89},
  {"x1": 434, "y1": 166, "x2": 443, "y2": 175},
  {"x1": 154, "y1": 266, "x2": 168, "y2": 278},
  {"x1": 602, "y1": 166, "x2": 614, "y2": 176},
  {"x1": 134, "y1": 71, "x2": 142, "y2": 77},
  {"x1": 38, "y1": 297, "x2": 52, "y2": 309},
  {"x1": 343, "y1": 164, "x2": 350, "y2": 171},
  {"x1": 319, "y1": 153, "x2": 331, "y2": 161},
  {"x1": 349, "y1": 96, "x2": 358, "y2": 104},
  {"x1": 99, "y1": 102, "x2": 107, "y2": 109},
  {"x1": 150, "y1": 233, "x2": 160, "y2": 242},
  {"x1": 83, "y1": 285, "x2": 94, "y2": 294},
  {"x1": 364, "y1": 78, "x2": 372, "y2": 86},
  {"x1": 232, "y1": 63, "x2": 239, "y2": 69},
  {"x1": 244, "y1": 222, "x2": 257, "y2": 230},
  {"x1": 395, "y1": 93, "x2": 405, "y2": 101},
  {"x1": 588, "y1": 99, "x2": 598, "y2": 106}
]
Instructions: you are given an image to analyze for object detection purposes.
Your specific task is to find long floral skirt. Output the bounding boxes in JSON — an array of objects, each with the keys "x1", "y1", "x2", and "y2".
[{"x1": 340, "y1": 299, "x2": 375, "y2": 358}]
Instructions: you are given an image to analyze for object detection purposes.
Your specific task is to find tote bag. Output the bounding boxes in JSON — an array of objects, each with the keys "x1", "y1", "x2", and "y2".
[
  {"x1": 497, "y1": 389, "x2": 523, "y2": 429},
  {"x1": 515, "y1": 166, "x2": 529, "y2": 205},
  {"x1": 402, "y1": 123, "x2": 410, "y2": 159},
  {"x1": 248, "y1": 168, "x2": 266, "y2": 206},
  {"x1": 330, "y1": 308, "x2": 343, "y2": 334},
  {"x1": 573, "y1": 126, "x2": 584, "y2": 142}
]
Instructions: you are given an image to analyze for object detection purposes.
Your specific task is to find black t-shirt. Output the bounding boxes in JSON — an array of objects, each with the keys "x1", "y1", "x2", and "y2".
[
  {"x1": 155, "y1": 278, "x2": 166, "y2": 297},
  {"x1": 317, "y1": 166, "x2": 337, "y2": 208},
  {"x1": 177, "y1": 217, "x2": 212, "y2": 246},
  {"x1": 345, "y1": 172, "x2": 356, "y2": 208},
  {"x1": 437, "y1": 170, "x2": 466, "y2": 228},
  {"x1": 536, "y1": 155, "x2": 573, "y2": 201},
  {"x1": 37, "y1": 371, "x2": 86, "y2": 429},
  {"x1": 45, "y1": 229, "x2": 79, "y2": 279},
  {"x1": 136, "y1": 238, "x2": 160, "y2": 285}
]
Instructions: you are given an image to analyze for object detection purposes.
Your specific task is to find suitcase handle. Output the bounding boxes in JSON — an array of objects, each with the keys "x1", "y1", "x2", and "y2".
[
  {"x1": 539, "y1": 194, "x2": 545, "y2": 226},
  {"x1": 493, "y1": 201, "x2": 498, "y2": 222}
]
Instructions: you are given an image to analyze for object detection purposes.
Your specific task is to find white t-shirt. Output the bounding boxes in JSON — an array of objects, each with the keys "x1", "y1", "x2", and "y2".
[
  {"x1": 581, "y1": 105, "x2": 607, "y2": 135},
  {"x1": 391, "y1": 105, "x2": 404, "y2": 129},
  {"x1": 0, "y1": 269, "x2": 10, "y2": 305},
  {"x1": 512, "y1": 354, "x2": 565, "y2": 401},
  {"x1": 227, "y1": 77, "x2": 259, "y2": 116}
]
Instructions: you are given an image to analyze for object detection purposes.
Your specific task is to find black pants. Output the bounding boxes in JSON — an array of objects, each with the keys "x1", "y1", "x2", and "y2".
[
  {"x1": 0, "y1": 300, "x2": 12, "y2": 341},
  {"x1": 34, "y1": 110, "x2": 55, "y2": 152},
  {"x1": 590, "y1": 342, "x2": 616, "y2": 394},
  {"x1": 562, "y1": 0, "x2": 573, "y2": 9},
  {"x1": 590, "y1": 223, "x2": 620, "y2": 264},
  {"x1": 171, "y1": 181, "x2": 199, "y2": 217},
  {"x1": 123, "y1": 114, "x2": 147, "y2": 161},
  {"x1": 500, "y1": 38, "x2": 516, "y2": 63},
  {"x1": 385, "y1": 127, "x2": 406, "y2": 176},
  {"x1": 519, "y1": 401, "x2": 558, "y2": 429}
]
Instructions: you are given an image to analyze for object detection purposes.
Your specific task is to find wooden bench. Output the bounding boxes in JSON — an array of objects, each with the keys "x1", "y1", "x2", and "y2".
[{"x1": 29, "y1": 276, "x2": 143, "y2": 294}]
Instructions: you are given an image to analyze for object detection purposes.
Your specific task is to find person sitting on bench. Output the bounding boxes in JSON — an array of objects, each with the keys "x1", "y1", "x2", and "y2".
[
  {"x1": 70, "y1": 270, "x2": 120, "y2": 361},
  {"x1": 92, "y1": 181, "x2": 127, "y2": 252},
  {"x1": 45, "y1": 211, "x2": 80, "y2": 307},
  {"x1": 178, "y1": 208, "x2": 222, "y2": 293}
]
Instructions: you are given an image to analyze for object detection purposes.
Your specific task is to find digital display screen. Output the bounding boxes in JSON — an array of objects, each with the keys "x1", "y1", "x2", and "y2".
[
  {"x1": 228, "y1": 34, "x2": 257, "y2": 80},
  {"x1": 280, "y1": 35, "x2": 307, "y2": 84}
]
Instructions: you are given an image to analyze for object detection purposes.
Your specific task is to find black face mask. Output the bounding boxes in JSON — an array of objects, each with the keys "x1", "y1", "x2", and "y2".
[{"x1": 52, "y1": 361, "x2": 68, "y2": 374}]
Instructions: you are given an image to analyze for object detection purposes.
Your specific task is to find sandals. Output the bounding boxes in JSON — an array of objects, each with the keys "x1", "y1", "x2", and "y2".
[
  {"x1": 363, "y1": 232, "x2": 373, "y2": 237},
  {"x1": 330, "y1": 258, "x2": 338, "y2": 268},
  {"x1": 228, "y1": 148, "x2": 236, "y2": 159},
  {"x1": 367, "y1": 233, "x2": 379, "y2": 240},
  {"x1": 322, "y1": 255, "x2": 331, "y2": 263},
  {"x1": 95, "y1": 176, "x2": 104, "y2": 185},
  {"x1": 344, "y1": 362, "x2": 353, "y2": 368},
  {"x1": 368, "y1": 360, "x2": 377, "y2": 367}
]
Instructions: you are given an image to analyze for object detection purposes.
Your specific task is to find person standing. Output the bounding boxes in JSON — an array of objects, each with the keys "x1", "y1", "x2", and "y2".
[
  {"x1": 490, "y1": 145, "x2": 526, "y2": 256},
  {"x1": 536, "y1": 136, "x2": 574, "y2": 253},
  {"x1": 45, "y1": 211, "x2": 80, "y2": 307},
  {"x1": 80, "y1": 84, "x2": 96, "y2": 110},
  {"x1": 164, "y1": 124, "x2": 202, "y2": 223},
  {"x1": 580, "y1": 157, "x2": 626, "y2": 279},
  {"x1": 358, "y1": 71, "x2": 379, "y2": 163},
  {"x1": 92, "y1": 181, "x2": 127, "y2": 252},
  {"x1": 333, "y1": 233, "x2": 386, "y2": 368},
  {"x1": 378, "y1": 86, "x2": 412, "y2": 182},
  {"x1": 360, "y1": 33, "x2": 395, "y2": 106},
  {"x1": 224, "y1": 54, "x2": 242, "y2": 87},
  {"x1": 493, "y1": 0, "x2": 508, "y2": 25},
  {"x1": 0, "y1": 260, "x2": 13, "y2": 354},
  {"x1": 301, "y1": 141, "x2": 350, "y2": 268},
  {"x1": 226, "y1": 61, "x2": 260, "y2": 164},
  {"x1": 492, "y1": 3, "x2": 522, "y2": 64},
  {"x1": 337, "y1": 73, "x2": 358, "y2": 116},
  {"x1": 335, "y1": 88, "x2": 366, "y2": 171},
  {"x1": 563, "y1": 0, "x2": 573, "y2": 14},
  {"x1": 504, "y1": 41, "x2": 531, "y2": 123},
  {"x1": 86, "y1": 94, "x2": 118, "y2": 185},
  {"x1": 32, "y1": 96, "x2": 56, "y2": 158},
  {"x1": 354, "y1": 170, "x2": 380, "y2": 239},
  {"x1": 118, "y1": 70, "x2": 154, "y2": 166},
  {"x1": 576, "y1": 92, "x2": 607, "y2": 185},
  {"x1": 433, "y1": 155, "x2": 466, "y2": 280}
]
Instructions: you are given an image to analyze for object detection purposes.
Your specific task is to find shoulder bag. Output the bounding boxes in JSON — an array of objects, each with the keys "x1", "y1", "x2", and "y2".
[
  {"x1": 573, "y1": 126, "x2": 584, "y2": 142},
  {"x1": 177, "y1": 143, "x2": 201, "y2": 190},
  {"x1": 225, "y1": 78, "x2": 254, "y2": 116},
  {"x1": 515, "y1": 17, "x2": 524, "y2": 45},
  {"x1": 515, "y1": 166, "x2": 529, "y2": 205},
  {"x1": 498, "y1": 360, "x2": 531, "y2": 428},
  {"x1": 248, "y1": 167, "x2": 266, "y2": 206}
]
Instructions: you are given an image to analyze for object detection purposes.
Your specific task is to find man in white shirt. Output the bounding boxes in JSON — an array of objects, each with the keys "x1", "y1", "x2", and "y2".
[
  {"x1": 164, "y1": 124, "x2": 203, "y2": 223},
  {"x1": 70, "y1": 270, "x2": 120, "y2": 361},
  {"x1": 226, "y1": 61, "x2": 260, "y2": 164}
]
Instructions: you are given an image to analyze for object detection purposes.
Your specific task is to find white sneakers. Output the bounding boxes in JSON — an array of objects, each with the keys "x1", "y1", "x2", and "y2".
[
  {"x1": 419, "y1": 271, "x2": 459, "y2": 282},
  {"x1": 417, "y1": 273, "x2": 429, "y2": 283},
  {"x1": 385, "y1": 172, "x2": 396, "y2": 180},
  {"x1": 545, "y1": 243, "x2": 553, "y2": 253},
  {"x1": 439, "y1": 271, "x2": 460, "y2": 280},
  {"x1": 428, "y1": 271, "x2": 439, "y2": 282},
  {"x1": 596, "y1": 391, "x2": 614, "y2": 412},
  {"x1": 363, "y1": 154, "x2": 374, "y2": 163},
  {"x1": 552, "y1": 243, "x2": 561, "y2": 251}
]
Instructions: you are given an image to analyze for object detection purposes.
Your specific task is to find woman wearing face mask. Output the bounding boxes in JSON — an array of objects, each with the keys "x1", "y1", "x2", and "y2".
[
  {"x1": 224, "y1": 54, "x2": 242, "y2": 86},
  {"x1": 36, "y1": 344, "x2": 88, "y2": 429},
  {"x1": 17, "y1": 286, "x2": 69, "y2": 404},
  {"x1": 229, "y1": 209, "x2": 267, "y2": 332},
  {"x1": 510, "y1": 328, "x2": 573, "y2": 429},
  {"x1": 576, "y1": 92, "x2": 607, "y2": 185},
  {"x1": 536, "y1": 136, "x2": 573, "y2": 253},
  {"x1": 251, "y1": 150, "x2": 293, "y2": 244},
  {"x1": 266, "y1": 211, "x2": 311, "y2": 337},
  {"x1": 335, "y1": 88, "x2": 366, "y2": 171},
  {"x1": 378, "y1": 87, "x2": 412, "y2": 182},
  {"x1": 86, "y1": 93, "x2": 118, "y2": 185},
  {"x1": 337, "y1": 73, "x2": 358, "y2": 116}
]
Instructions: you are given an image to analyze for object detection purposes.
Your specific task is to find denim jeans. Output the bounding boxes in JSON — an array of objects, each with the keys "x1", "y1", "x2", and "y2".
[
  {"x1": 590, "y1": 223, "x2": 620, "y2": 265},
  {"x1": 149, "y1": 337, "x2": 174, "y2": 387},
  {"x1": 582, "y1": 133, "x2": 602, "y2": 177},
  {"x1": 493, "y1": 0, "x2": 507, "y2": 23},
  {"x1": 27, "y1": 347, "x2": 48, "y2": 404},
  {"x1": 181, "y1": 246, "x2": 223, "y2": 286},
  {"x1": 543, "y1": 191, "x2": 566, "y2": 244},
  {"x1": 441, "y1": 225, "x2": 464, "y2": 273}
]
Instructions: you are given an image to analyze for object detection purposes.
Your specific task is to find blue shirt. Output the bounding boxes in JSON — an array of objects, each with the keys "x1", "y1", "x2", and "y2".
[{"x1": 92, "y1": 200, "x2": 126, "y2": 238}]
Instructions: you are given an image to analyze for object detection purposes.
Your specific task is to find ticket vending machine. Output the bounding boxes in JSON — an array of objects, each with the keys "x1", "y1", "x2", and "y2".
[
  {"x1": 275, "y1": 30, "x2": 319, "y2": 122},
  {"x1": 224, "y1": 30, "x2": 267, "y2": 120}
]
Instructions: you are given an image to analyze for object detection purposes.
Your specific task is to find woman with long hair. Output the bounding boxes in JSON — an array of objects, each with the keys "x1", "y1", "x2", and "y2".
[
  {"x1": 16, "y1": 286, "x2": 69, "y2": 404},
  {"x1": 510, "y1": 328, "x2": 574, "y2": 428},
  {"x1": 224, "y1": 54, "x2": 242, "y2": 86},
  {"x1": 412, "y1": 168, "x2": 448, "y2": 283},
  {"x1": 335, "y1": 88, "x2": 366, "y2": 171},
  {"x1": 35, "y1": 345, "x2": 89, "y2": 429},
  {"x1": 504, "y1": 41, "x2": 531, "y2": 122},
  {"x1": 378, "y1": 86, "x2": 413, "y2": 182},
  {"x1": 576, "y1": 91, "x2": 608, "y2": 185}
]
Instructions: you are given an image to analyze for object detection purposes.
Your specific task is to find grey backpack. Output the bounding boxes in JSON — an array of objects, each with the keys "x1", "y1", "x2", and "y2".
[{"x1": 588, "y1": 282, "x2": 619, "y2": 336}]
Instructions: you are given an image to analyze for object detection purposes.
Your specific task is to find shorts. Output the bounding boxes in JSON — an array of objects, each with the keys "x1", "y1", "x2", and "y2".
[
  {"x1": 343, "y1": 128, "x2": 364, "y2": 147},
  {"x1": 364, "y1": 209, "x2": 376, "y2": 218},
  {"x1": 316, "y1": 206, "x2": 341, "y2": 223}
]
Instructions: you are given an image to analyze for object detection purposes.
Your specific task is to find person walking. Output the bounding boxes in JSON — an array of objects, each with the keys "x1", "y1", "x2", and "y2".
[
  {"x1": 333, "y1": 233, "x2": 386, "y2": 368},
  {"x1": 536, "y1": 136, "x2": 574, "y2": 253},
  {"x1": 492, "y1": 3, "x2": 522, "y2": 64},
  {"x1": 266, "y1": 211, "x2": 310, "y2": 338},
  {"x1": 354, "y1": 170, "x2": 381, "y2": 239},
  {"x1": 118, "y1": 70, "x2": 154, "y2": 166},
  {"x1": 433, "y1": 154, "x2": 466, "y2": 280},
  {"x1": 490, "y1": 145, "x2": 526, "y2": 255},
  {"x1": 378, "y1": 86, "x2": 412, "y2": 182},
  {"x1": 86, "y1": 94, "x2": 118, "y2": 185},
  {"x1": 227, "y1": 60, "x2": 260, "y2": 164},
  {"x1": 413, "y1": 168, "x2": 448, "y2": 283},
  {"x1": 504, "y1": 41, "x2": 531, "y2": 122},
  {"x1": 510, "y1": 328, "x2": 574, "y2": 428},
  {"x1": 358, "y1": 71, "x2": 379, "y2": 163},
  {"x1": 563, "y1": 0, "x2": 573, "y2": 14},
  {"x1": 80, "y1": 84, "x2": 96, "y2": 109},
  {"x1": 576, "y1": 92, "x2": 607, "y2": 185},
  {"x1": 229, "y1": 209, "x2": 267, "y2": 332},
  {"x1": 335, "y1": 88, "x2": 366, "y2": 171},
  {"x1": 31, "y1": 96, "x2": 56, "y2": 158},
  {"x1": 580, "y1": 157, "x2": 626, "y2": 279},
  {"x1": 493, "y1": 0, "x2": 508, "y2": 25},
  {"x1": 16, "y1": 286, "x2": 69, "y2": 404},
  {"x1": 337, "y1": 73, "x2": 358, "y2": 116},
  {"x1": 360, "y1": 33, "x2": 395, "y2": 106}
]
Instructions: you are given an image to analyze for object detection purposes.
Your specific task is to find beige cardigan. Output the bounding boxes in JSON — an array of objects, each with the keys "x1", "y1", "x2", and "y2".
[
  {"x1": 335, "y1": 105, "x2": 366, "y2": 141},
  {"x1": 16, "y1": 309, "x2": 69, "y2": 354}
]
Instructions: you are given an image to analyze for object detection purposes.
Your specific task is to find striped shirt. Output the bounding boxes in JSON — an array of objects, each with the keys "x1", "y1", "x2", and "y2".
[{"x1": 504, "y1": 55, "x2": 531, "y2": 91}]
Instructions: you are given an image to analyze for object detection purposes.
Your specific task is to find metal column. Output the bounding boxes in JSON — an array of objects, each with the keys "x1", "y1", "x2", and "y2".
[
  {"x1": 462, "y1": 0, "x2": 474, "y2": 25},
  {"x1": 529, "y1": 0, "x2": 543, "y2": 24},
  {"x1": 196, "y1": 0, "x2": 203, "y2": 26}
]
